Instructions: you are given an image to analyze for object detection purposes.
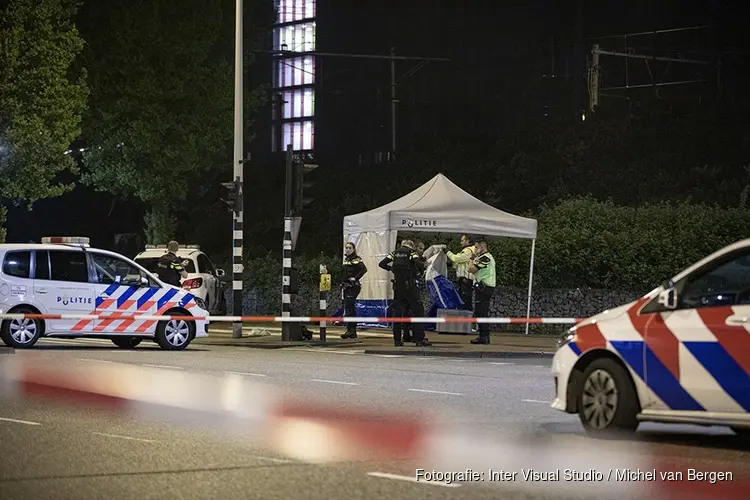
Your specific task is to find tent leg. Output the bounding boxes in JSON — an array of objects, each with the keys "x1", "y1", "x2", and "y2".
[{"x1": 525, "y1": 239, "x2": 536, "y2": 335}]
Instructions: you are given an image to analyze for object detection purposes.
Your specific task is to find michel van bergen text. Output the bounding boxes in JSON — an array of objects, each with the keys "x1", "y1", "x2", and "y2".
[{"x1": 415, "y1": 469, "x2": 733, "y2": 484}]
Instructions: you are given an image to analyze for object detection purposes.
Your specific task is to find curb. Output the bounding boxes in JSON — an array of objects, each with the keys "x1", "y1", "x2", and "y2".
[
  {"x1": 0, "y1": 346, "x2": 15, "y2": 354},
  {"x1": 363, "y1": 349, "x2": 554, "y2": 359},
  {"x1": 204, "y1": 339, "x2": 364, "y2": 349}
]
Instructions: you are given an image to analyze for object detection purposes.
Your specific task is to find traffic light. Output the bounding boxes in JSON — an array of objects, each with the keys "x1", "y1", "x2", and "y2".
[
  {"x1": 292, "y1": 162, "x2": 318, "y2": 213},
  {"x1": 220, "y1": 177, "x2": 243, "y2": 214}
]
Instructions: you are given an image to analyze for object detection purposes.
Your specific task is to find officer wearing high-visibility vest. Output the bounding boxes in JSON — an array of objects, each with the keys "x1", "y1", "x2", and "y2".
[
  {"x1": 467, "y1": 236, "x2": 496, "y2": 344},
  {"x1": 446, "y1": 234, "x2": 476, "y2": 311},
  {"x1": 379, "y1": 240, "x2": 432, "y2": 347},
  {"x1": 340, "y1": 242, "x2": 367, "y2": 339}
]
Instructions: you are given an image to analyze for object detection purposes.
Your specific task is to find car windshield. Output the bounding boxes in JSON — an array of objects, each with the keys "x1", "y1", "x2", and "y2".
[{"x1": 135, "y1": 257, "x2": 196, "y2": 274}]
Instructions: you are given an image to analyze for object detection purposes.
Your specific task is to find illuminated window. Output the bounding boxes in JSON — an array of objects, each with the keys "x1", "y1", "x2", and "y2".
[
  {"x1": 273, "y1": 23, "x2": 315, "y2": 52},
  {"x1": 276, "y1": 0, "x2": 316, "y2": 23},
  {"x1": 281, "y1": 120, "x2": 314, "y2": 151},
  {"x1": 275, "y1": 57, "x2": 315, "y2": 87},
  {"x1": 281, "y1": 89, "x2": 315, "y2": 119}
]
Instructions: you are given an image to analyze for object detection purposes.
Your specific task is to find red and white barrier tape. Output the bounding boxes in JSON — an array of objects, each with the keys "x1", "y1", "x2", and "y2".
[
  {"x1": 0, "y1": 313, "x2": 582, "y2": 324},
  {"x1": 1, "y1": 357, "x2": 747, "y2": 498}
]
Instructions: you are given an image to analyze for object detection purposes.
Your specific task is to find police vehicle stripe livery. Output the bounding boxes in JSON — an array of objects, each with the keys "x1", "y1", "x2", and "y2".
[
  {"x1": 566, "y1": 296, "x2": 750, "y2": 414},
  {"x1": 70, "y1": 284, "x2": 196, "y2": 334}
]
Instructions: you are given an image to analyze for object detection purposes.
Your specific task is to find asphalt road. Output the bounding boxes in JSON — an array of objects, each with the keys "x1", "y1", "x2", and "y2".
[{"x1": 1, "y1": 337, "x2": 749, "y2": 500}]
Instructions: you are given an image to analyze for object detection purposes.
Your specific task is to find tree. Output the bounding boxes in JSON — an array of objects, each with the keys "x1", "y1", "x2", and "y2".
[
  {"x1": 0, "y1": 0, "x2": 88, "y2": 210},
  {"x1": 78, "y1": 0, "x2": 264, "y2": 243}
]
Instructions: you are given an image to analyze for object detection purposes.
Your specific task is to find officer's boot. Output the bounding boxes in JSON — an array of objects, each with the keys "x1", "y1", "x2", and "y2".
[
  {"x1": 393, "y1": 327, "x2": 404, "y2": 347},
  {"x1": 403, "y1": 325, "x2": 412, "y2": 343},
  {"x1": 340, "y1": 329, "x2": 357, "y2": 339},
  {"x1": 471, "y1": 334, "x2": 490, "y2": 345}
]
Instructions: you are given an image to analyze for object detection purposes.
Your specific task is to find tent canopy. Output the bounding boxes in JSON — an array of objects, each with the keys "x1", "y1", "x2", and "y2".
[{"x1": 343, "y1": 173, "x2": 537, "y2": 239}]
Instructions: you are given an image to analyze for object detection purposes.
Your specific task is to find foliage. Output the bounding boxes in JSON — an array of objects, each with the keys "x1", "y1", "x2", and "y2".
[
  {"x1": 0, "y1": 0, "x2": 88, "y2": 206},
  {"x1": 0, "y1": 206, "x2": 6, "y2": 243},
  {"x1": 77, "y1": 0, "x2": 265, "y2": 243}
]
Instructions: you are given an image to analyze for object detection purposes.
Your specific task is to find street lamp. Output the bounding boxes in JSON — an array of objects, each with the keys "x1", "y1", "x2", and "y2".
[{"x1": 231, "y1": 0, "x2": 244, "y2": 338}]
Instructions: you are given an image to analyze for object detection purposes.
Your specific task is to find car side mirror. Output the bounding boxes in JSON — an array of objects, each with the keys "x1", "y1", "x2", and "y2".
[
  {"x1": 658, "y1": 287, "x2": 678, "y2": 310},
  {"x1": 216, "y1": 269, "x2": 225, "y2": 277}
]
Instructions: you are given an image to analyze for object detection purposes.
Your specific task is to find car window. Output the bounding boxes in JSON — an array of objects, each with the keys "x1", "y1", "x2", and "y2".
[
  {"x1": 2, "y1": 251, "x2": 31, "y2": 279},
  {"x1": 35, "y1": 250, "x2": 50, "y2": 280},
  {"x1": 49, "y1": 250, "x2": 89, "y2": 283},
  {"x1": 197, "y1": 254, "x2": 215, "y2": 274},
  {"x1": 135, "y1": 256, "x2": 196, "y2": 274},
  {"x1": 679, "y1": 250, "x2": 750, "y2": 309},
  {"x1": 91, "y1": 253, "x2": 150, "y2": 287}
]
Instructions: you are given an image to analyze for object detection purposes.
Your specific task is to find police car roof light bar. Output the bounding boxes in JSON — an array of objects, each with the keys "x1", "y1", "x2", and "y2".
[
  {"x1": 41, "y1": 236, "x2": 91, "y2": 247},
  {"x1": 144, "y1": 244, "x2": 200, "y2": 250}
]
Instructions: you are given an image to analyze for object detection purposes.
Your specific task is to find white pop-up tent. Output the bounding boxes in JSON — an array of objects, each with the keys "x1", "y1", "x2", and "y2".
[{"x1": 343, "y1": 173, "x2": 539, "y2": 332}]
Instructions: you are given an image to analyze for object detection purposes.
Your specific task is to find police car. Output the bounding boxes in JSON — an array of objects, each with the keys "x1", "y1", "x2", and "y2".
[
  {"x1": 134, "y1": 245, "x2": 226, "y2": 315},
  {"x1": 0, "y1": 237, "x2": 209, "y2": 350},
  {"x1": 552, "y1": 238, "x2": 750, "y2": 435}
]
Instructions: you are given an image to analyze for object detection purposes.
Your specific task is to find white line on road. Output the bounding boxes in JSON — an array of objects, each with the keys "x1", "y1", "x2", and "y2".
[
  {"x1": 77, "y1": 359, "x2": 120, "y2": 364},
  {"x1": 142, "y1": 364, "x2": 184, "y2": 370},
  {"x1": 0, "y1": 417, "x2": 42, "y2": 426},
  {"x1": 310, "y1": 379, "x2": 359, "y2": 386},
  {"x1": 92, "y1": 432, "x2": 156, "y2": 443},
  {"x1": 367, "y1": 472, "x2": 462, "y2": 488},
  {"x1": 408, "y1": 388, "x2": 463, "y2": 396},
  {"x1": 490, "y1": 362, "x2": 514, "y2": 365},
  {"x1": 245, "y1": 455, "x2": 293, "y2": 463},
  {"x1": 373, "y1": 354, "x2": 404, "y2": 358},
  {"x1": 522, "y1": 399, "x2": 551, "y2": 404},
  {"x1": 225, "y1": 371, "x2": 267, "y2": 377}
]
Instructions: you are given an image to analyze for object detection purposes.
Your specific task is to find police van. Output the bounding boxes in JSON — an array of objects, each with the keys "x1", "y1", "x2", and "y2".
[
  {"x1": 0, "y1": 237, "x2": 209, "y2": 350},
  {"x1": 552, "y1": 238, "x2": 750, "y2": 435}
]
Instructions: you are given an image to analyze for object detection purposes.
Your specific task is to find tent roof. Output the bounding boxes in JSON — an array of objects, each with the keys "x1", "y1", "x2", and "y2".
[{"x1": 343, "y1": 173, "x2": 537, "y2": 239}]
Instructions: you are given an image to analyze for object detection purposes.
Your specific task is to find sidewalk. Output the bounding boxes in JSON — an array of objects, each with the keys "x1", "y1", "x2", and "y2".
[{"x1": 197, "y1": 322, "x2": 558, "y2": 358}]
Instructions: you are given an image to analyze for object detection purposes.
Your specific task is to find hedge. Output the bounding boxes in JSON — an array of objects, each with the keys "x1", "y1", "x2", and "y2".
[
  {"x1": 235, "y1": 197, "x2": 750, "y2": 310},
  {"x1": 0, "y1": 206, "x2": 6, "y2": 244}
]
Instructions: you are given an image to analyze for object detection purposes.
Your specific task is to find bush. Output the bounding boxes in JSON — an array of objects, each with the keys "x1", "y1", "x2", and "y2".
[
  {"x1": 0, "y1": 206, "x2": 6, "y2": 244},
  {"x1": 241, "y1": 197, "x2": 750, "y2": 311}
]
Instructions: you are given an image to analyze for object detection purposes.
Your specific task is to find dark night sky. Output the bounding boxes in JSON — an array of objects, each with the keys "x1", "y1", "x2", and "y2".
[{"x1": 5, "y1": 0, "x2": 746, "y2": 252}]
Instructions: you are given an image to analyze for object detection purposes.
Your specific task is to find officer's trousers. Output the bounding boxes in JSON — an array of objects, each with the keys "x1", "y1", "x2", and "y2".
[
  {"x1": 457, "y1": 277, "x2": 474, "y2": 311},
  {"x1": 342, "y1": 285, "x2": 361, "y2": 334},
  {"x1": 391, "y1": 285, "x2": 425, "y2": 343},
  {"x1": 474, "y1": 285, "x2": 495, "y2": 338}
]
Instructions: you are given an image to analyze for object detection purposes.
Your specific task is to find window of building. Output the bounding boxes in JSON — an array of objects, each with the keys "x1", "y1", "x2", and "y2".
[
  {"x1": 282, "y1": 120, "x2": 314, "y2": 151},
  {"x1": 276, "y1": 0, "x2": 315, "y2": 23},
  {"x1": 1, "y1": 251, "x2": 31, "y2": 279},
  {"x1": 281, "y1": 89, "x2": 315, "y2": 119},
  {"x1": 274, "y1": 22, "x2": 315, "y2": 53},
  {"x1": 275, "y1": 57, "x2": 315, "y2": 88}
]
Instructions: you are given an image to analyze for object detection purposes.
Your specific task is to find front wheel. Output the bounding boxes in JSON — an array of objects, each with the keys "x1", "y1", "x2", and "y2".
[
  {"x1": 155, "y1": 316, "x2": 195, "y2": 350},
  {"x1": 111, "y1": 336, "x2": 142, "y2": 349},
  {"x1": 578, "y1": 358, "x2": 639, "y2": 435},
  {"x1": 0, "y1": 308, "x2": 43, "y2": 348}
]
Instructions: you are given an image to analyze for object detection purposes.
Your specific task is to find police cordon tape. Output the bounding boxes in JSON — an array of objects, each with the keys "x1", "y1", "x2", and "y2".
[
  {"x1": 1, "y1": 356, "x2": 748, "y2": 499},
  {"x1": 0, "y1": 313, "x2": 583, "y2": 324}
]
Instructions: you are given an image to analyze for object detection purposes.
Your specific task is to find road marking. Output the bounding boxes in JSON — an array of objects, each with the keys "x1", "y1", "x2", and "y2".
[
  {"x1": 408, "y1": 389, "x2": 462, "y2": 396},
  {"x1": 373, "y1": 354, "x2": 404, "y2": 358},
  {"x1": 490, "y1": 362, "x2": 514, "y2": 365},
  {"x1": 0, "y1": 417, "x2": 42, "y2": 426},
  {"x1": 367, "y1": 472, "x2": 462, "y2": 488},
  {"x1": 225, "y1": 371, "x2": 267, "y2": 377},
  {"x1": 92, "y1": 432, "x2": 156, "y2": 443},
  {"x1": 77, "y1": 359, "x2": 119, "y2": 364},
  {"x1": 310, "y1": 379, "x2": 359, "y2": 386},
  {"x1": 522, "y1": 399, "x2": 551, "y2": 404},
  {"x1": 142, "y1": 364, "x2": 184, "y2": 370},
  {"x1": 245, "y1": 454, "x2": 293, "y2": 463}
]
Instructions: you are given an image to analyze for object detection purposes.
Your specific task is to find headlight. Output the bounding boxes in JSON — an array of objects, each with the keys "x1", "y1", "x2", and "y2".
[
  {"x1": 194, "y1": 297, "x2": 207, "y2": 310},
  {"x1": 556, "y1": 328, "x2": 576, "y2": 350}
]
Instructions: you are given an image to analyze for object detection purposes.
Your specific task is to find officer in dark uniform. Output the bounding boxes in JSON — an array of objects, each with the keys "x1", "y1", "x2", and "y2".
[
  {"x1": 340, "y1": 242, "x2": 367, "y2": 339},
  {"x1": 156, "y1": 240, "x2": 188, "y2": 287},
  {"x1": 379, "y1": 240, "x2": 432, "y2": 347}
]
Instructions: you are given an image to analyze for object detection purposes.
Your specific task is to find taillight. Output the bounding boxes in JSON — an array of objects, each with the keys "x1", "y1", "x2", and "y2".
[{"x1": 182, "y1": 278, "x2": 203, "y2": 289}]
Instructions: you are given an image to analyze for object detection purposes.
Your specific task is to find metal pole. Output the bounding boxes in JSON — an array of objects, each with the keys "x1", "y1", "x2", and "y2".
[
  {"x1": 231, "y1": 0, "x2": 244, "y2": 338},
  {"x1": 281, "y1": 145, "x2": 293, "y2": 340},
  {"x1": 524, "y1": 239, "x2": 536, "y2": 335},
  {"x1": 319, "y1": 289, "x2": 327, "y2": 342},
  {"x1": 390, "y1": 47, "x2": 397, "y2": 156}
]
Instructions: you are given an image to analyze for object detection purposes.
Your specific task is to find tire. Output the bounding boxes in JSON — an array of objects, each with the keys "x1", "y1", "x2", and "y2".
[
  {"x1": 111, "y1": 336, "x2": 142, "y2": 349},
  {"x1": 0, "y1": 307, "x2": 43, "y2": 349},
  {"x1": 154, "y1": 313, "x2": 195, "y2": 350},
  {"x1": 578, "y1": 357, "x2": 639, "y2": 434}
]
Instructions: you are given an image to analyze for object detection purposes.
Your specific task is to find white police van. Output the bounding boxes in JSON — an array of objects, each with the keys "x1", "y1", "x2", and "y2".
[
  {"x1": 552, "y1": 238, "x2": 750, "y2": 435},
  {"x1": 0, "y1": 237, "x2": 209, "y2": 350}
]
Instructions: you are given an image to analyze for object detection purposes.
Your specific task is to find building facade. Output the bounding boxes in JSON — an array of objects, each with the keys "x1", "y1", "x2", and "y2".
[{"x1": 271, "y1": 0, "x2": 317, "y2": 155}]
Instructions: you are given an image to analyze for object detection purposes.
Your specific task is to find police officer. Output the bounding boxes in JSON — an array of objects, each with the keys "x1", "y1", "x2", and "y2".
[
  {"x1": 403, "y1": 240, "x2": 428, "y2": 343},
  {"x1": 446, "y1": 234, "x2": 476, "y2": 311},
  {"x1": 379, "y1": 240, "x2": 432, "y2": 347},
  {"x1": 340, "y1": 242, "x2": 367, "y2": 339},
  {"x1": 467, "y1": 237, "x2": 496, "y2": 344},
  {"x1": 156, "y1": 240, "x2": 188, "y2": 287}
]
